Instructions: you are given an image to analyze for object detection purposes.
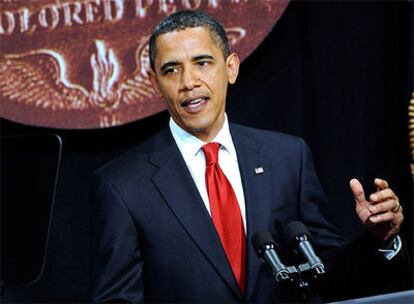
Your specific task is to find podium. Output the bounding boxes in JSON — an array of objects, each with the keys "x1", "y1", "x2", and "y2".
[
  {"x1": 333, "y1": 289, "x2": 414, "y2": 304},
  {"x1": 1, "y1": 134, "x2": 62, "y2": 289}
]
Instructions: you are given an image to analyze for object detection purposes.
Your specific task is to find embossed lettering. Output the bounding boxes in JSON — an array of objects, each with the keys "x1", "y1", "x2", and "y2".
[
  {"x1": 182, "y1": 0, "x2": 201, "y2": 9},
  {"x1": 85, "y1": 0, "x2": 102, "y2": 23},
  {"x1": 208, "y1": 0, "x2": 218, "y2": 8},
  {"x1": 0, "y1": 0, "x2": 238, "y2": 36},
  {"x1": 0, "y1": 11, "x2": 15, "y2": 35},
  {"x1": 62, "y1": 2, "x2": 84, "y2": 26},
  {"x1": 18, "y1": 8, "x2": 32, "y2": 33},
  {"x1": 38, "y1": 5, "x2": 60, "y2": 29},
  {"x1": 134, "y1": 0, "x2": 154, "y2": 18},
  {"x1": 158, "y1": 0, "x2": 176, "y2": 14},
  {"x1": 103, "y1": 0, "x2": 124, "y2": 22}
]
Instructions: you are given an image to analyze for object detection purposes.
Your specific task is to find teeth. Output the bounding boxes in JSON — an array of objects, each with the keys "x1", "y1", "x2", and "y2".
[
  {"x1": 190, "y1": 98, "x2": 202, "y2": 104},
  {"x1": 181, "y1": 97, "x2": 207, "y2": 108}
]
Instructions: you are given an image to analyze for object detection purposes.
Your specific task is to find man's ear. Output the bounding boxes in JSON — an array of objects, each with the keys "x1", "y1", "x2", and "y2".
[
  {"x1": 148, "y1": 69, "x2": 162, "y2": 96},
  {"x1": 226, "y1": 52, "x2": 240, "y2": 85}
]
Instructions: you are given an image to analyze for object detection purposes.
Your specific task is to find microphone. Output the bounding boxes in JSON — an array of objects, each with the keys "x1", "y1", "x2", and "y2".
[
  {"x1": 252, "y1": 231, "x2": 291, "y2": 282},
  {"x1": 285, "y1": 221, "x2": 325, "y2": 277}
]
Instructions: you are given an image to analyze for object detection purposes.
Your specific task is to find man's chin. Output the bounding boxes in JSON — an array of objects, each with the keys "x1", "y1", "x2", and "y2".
[{"x1": 185, "y1": 123, "x2": 223, "y2": 142}]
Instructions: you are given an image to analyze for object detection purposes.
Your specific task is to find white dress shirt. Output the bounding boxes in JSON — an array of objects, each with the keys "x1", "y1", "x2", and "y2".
[{"x1": 169, "y1": 115, "x2": 247, "y2": 233}]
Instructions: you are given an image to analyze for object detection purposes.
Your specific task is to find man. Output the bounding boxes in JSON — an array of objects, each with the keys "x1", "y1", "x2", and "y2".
[{"x1": 90, "y1": 10, "x2": 406, "y2": 303}]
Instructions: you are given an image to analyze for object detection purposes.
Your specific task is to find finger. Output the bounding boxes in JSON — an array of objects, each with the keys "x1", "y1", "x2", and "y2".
[
  {"x1": 374, "y1": 178, "x2": 389, "y2": 190},
  {"x1": 369, "y1": 211, "x2": 403, "y2": 224},
  {"x1": 369, "y1": 199, "x2": 401, "y2": 214},
  {"x1": 357, "y1": 208, "x2": 373, "y2": 224},
  {"x1": 369, "y1": 188, "x2": 397, "y2": 203},
  {"x1": 350, "y1": 178, "x2": 367, "y2": 205}
]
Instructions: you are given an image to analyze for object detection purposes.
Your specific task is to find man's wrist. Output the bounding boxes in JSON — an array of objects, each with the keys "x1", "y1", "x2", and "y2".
[{"x1": 378, "y1": 235, "x2": 402, "y2": 260}]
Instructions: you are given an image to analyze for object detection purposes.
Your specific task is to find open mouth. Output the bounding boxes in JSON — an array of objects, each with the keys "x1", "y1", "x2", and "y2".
[{"x1": 181, "y1": 97, "x2": 209, "y2": 112}]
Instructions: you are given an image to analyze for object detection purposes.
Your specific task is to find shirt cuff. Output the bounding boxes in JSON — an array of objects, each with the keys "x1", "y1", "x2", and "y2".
[{"x1": 378, "y1": 235, "x2": 402, "y2": 260}]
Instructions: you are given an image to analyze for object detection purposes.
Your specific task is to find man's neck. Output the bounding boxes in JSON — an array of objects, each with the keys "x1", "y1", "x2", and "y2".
[
  {"x1": 172, "y1": 116, "x2": 226, "y2": 143},
  {"x1": 169, "y1": 114, "x2": 229, "y2": 144}
]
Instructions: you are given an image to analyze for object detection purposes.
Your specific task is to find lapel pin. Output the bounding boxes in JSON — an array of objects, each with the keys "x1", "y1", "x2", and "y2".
[{"x1": 254, "y1": 167, "x2": 264, "y2": 174}]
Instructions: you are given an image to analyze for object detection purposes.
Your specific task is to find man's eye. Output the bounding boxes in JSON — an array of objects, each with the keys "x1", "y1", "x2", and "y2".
[
  {"x1": 197, "y1": 60, "x2": 209, "y2": 67},
  {"x1": 163, "y1": 67, "x2": 178, "y2": 75}
]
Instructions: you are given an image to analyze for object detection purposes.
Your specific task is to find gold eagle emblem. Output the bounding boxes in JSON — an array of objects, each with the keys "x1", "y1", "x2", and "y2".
[
  {"x1": 0, "y1": 27, "x2": 246, "y2": 127},
  {"x1": 0, "y1": 37, "x2": 154, "y2": 113}
]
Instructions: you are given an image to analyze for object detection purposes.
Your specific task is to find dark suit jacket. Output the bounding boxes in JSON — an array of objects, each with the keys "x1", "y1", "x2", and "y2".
[{"x1": 90, "y1": 123, "x2": 406, "y2": 303}]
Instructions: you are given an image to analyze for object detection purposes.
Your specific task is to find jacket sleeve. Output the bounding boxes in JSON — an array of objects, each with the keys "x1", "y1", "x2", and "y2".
[
  {"x1": 296, "y1": 140, "x2": 411, "y2": 301},
  {"x1": 89, "y1": 174, "x2": 144, "y2": 303}
]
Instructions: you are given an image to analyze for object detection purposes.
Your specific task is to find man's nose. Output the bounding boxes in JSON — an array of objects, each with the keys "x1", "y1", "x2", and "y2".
[{"x1": 180, "y1": 67, "x2": 200, "y2": 91}]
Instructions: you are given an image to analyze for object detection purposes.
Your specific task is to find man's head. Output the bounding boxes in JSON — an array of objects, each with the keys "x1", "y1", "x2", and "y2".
[
  {"x1": 148, "y1": 10, "x2": 240, "y2": 142},
  {"x1": 149, "y1": 10, "x2": 230, "y2": 71}
]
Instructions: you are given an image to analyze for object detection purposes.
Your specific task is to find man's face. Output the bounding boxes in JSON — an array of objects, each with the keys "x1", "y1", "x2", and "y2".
[{"x1": 149, "y1": 27, "x2": 239, "y2": 142}]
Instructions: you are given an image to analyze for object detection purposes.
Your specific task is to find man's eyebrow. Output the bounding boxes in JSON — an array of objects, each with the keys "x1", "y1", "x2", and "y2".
[
  {"x1": 160, "y1": 61, "x2": 179, "y2": 72},
  {"x1": 160, "y1": 55, "x2": 215, "y2": 72},
  {"x1": 193, "y1": 54, "x2": 214, "y2": 61}
]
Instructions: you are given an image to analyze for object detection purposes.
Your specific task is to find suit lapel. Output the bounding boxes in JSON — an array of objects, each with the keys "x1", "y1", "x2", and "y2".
[
  {"x1": 149, "y1": 128, "x2": 242, "y2": 298},
  {"x1": 230, "y1": 125, "x2": 274, "y2": 300}
]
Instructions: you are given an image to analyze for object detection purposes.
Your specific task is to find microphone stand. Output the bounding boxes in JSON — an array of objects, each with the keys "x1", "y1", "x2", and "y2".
[{"x1": 275, "y1": 262, "x2": 323, "y2": 303}]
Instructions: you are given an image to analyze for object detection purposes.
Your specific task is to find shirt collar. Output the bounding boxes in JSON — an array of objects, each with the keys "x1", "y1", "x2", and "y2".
[{"x1": 169, "y1": 114, "x2": 238, "y2": 163}]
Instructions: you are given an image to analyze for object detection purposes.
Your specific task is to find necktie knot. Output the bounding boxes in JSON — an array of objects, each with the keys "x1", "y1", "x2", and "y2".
[{"x1": 202, "y1": 142, "x2": 220, "y2": 165}]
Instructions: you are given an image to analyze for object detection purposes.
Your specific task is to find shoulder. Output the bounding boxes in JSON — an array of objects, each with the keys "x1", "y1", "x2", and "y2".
[
  {"x1": 229, "y1": 123, "x2": 308, "y2": 154},
  {"x1": 93, "y1": 127, "x2": 170, "y2": 183}
]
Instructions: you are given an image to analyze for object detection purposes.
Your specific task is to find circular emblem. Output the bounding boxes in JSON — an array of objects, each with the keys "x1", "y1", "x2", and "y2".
[{"x1": 0, "y1": 0, "x2": 290, "y2": 129}]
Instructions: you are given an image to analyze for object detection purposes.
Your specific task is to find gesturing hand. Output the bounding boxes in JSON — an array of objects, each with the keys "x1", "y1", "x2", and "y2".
[{"x1": 350, "y1": 178, "x2": 403, "y2": 242}]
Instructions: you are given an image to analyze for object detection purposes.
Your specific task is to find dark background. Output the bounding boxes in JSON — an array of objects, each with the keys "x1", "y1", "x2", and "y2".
[{"x1": 1, "y1": 1, "x2": 413, "y2": 302}]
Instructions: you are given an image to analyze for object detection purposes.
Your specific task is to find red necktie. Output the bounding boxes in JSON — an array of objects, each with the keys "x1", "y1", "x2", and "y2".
[{"x1": 202, "y1": 142, "x2": 246, "y2": 293}]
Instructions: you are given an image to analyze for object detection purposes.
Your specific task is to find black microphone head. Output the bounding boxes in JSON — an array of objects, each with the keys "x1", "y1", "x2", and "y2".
[
  {"x1": 285, "y1": 221, "x2": 311, "y2": 243},
  {"x1": 252, "y1": 231, "x2": 276, "y2": 257}
]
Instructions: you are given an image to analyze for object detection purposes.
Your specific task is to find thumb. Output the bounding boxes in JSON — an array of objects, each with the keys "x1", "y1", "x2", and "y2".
[{"x1": 349, "y1": 178, "x2": 367, "y2": 205}]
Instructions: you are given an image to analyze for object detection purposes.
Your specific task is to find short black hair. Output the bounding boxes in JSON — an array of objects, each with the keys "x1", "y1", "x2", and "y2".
[{"x1": 149, "y1": 10, "x2": 230, "y2": 71}]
